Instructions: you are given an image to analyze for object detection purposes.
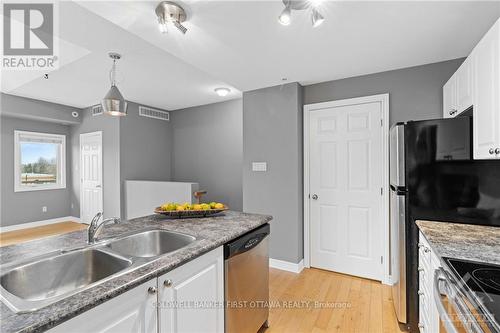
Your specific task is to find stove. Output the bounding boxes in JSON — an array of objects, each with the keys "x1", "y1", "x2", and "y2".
[{"x1": 444, "y1": 258, "x2": 500, "y2": 332}]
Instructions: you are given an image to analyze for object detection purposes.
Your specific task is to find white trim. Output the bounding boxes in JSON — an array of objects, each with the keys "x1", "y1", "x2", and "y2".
[
  {"x1": 269, "y1": 258, "x2": 304, "y2": 274},
  {"x1": 14, "y1": 130, "x2": 66, "y2": 192},
  {"x1": 0, "y1": 216, "x2": 82, "y2": 233},
  {"x1": 303, "y1": 93, "x2": 391, "y2": 285},
  {"x1": 80, "y1": 131, "x2": 103, "y2": 222}
]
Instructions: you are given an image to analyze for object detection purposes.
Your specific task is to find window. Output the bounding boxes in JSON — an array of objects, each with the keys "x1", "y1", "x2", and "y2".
[{"x1": 14, "y1": 130, "x2": 66, "y2": 192}]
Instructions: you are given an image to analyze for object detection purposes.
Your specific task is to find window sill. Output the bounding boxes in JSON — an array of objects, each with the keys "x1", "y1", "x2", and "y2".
[{"x1": 14, "y1": 185, "x2": 67, "y2": 193}]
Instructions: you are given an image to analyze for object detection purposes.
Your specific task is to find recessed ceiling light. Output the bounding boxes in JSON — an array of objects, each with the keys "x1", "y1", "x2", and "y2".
[{"x1": 214, "y1": 88, "x2": 230, "y2": 97}]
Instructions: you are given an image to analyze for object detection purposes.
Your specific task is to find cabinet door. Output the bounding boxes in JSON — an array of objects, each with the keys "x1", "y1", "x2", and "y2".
[
  {"x1": 456, "y1": 57, "x2": 474, "y2": 113},
  {"x1": 443, "y1": 76, "x2": 457, "y2": 118},
  {"x1": 158, "y1": 247, "x2": 224, "y2": 333},
  {"x1": 473, "y1": 20, "x2": 500, "y2": 159},
  {"x1": 49, "y1": 279, "x2": 158, "y2": 333}
]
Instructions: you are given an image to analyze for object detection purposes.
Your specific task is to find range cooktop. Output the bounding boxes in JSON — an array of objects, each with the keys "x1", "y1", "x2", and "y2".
[{"x1": 445, "y1": 258, "x2": 500, "y2": 331}]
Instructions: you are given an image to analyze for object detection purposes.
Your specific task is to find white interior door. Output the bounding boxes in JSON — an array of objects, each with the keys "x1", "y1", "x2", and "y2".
[
  {"x1": 80, "y1": 132, "x2": 103, "y2": 224},
  {"x1": 309, "y1": 98, "x2": 385, "y2": 281}
]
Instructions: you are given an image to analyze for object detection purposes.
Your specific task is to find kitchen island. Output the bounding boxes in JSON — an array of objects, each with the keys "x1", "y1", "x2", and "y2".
[{"x1": 0, "y1": 211, "x2": 272, "y2": 333}]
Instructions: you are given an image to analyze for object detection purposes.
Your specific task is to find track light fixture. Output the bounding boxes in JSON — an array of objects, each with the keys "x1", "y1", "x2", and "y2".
[
  {"x1": 278, "y1": 0, "x2": 325, "y2": 27},
  {"x1": 155, "y1": 1, "x2": 188, "y2": 34}
]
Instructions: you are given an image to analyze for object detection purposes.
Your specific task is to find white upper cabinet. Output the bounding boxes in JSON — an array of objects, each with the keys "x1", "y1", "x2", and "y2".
[
  {"x1": 456, "y1": 57, "x2": 474, "y2": 113},
  {"x1": 443, "y1": 75, "x2": 457, "y2": 118},
  {"x1": 443, "y1": 56, "x2": 474, "y2": 119},
  {"x1": 472, "y1": 20, "x2": 500, "y2": 159},
  {"x1": 158, "y1": 247, "x2": 224, "y2": 333},
  {"x1": 443, "y1": 18, "x2": 500, "y2": 159}
]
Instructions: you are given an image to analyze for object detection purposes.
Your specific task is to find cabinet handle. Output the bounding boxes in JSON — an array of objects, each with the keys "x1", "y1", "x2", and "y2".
[
  {"x1": 490, "y1": 148, "x2": 495, "y2": 155},
  {"x1": 418, "y1": 323, "x2": 425, "y2": 329},
  {"x1": 418, "y1": 290, "x2": 424, "y2": 296},
  {"x1": 424, "y1": 247, "x2": 431, "y2": 253},
  {"x1": 495, "y1": 148, "x2": 500, "y2": 155},
  {"x1": 148, "y1": 286, "x2": 157, "y2": 294},
  {"x1": 418, "y1": 267, "x2": 424, "y2": 272},
  {"x1": 164, "y1": 279, "x2": 173, "y2": 288},
  {"x1": 449, "y1": 109, "x2": 457, "y2": 115}
]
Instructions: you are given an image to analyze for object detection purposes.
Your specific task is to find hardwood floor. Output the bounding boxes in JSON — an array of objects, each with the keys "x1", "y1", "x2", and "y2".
[
  {"x1": 265, "y1": 267, "x2": 407, "y2": 333},
  {"x1": 0, "y1": 222, "x2": 86, "y2": 247}
]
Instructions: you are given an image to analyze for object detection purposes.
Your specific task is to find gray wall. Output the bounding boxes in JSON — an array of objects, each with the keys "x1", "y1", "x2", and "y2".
[
  {"x1": 243, "y1": 83, "x2": 303, "y2": 263},
  {"x1": 304, "y1": 58, "x2": 465, "y2": 125},
  {"x1": 119, "y1": 102, "x2": 173, "y2": 218},
  {"x1": 171, "y1": 99, "x2": 243, "y2": 210},
  {"x1": 0, "y1": 93, "x2": 81, "y2": 124},
  {"x1": 1, "y1": 116, "x2": 72, "y2": 226},
  {"x1": 70, "y1": 107, "x2": 121, "y2": 220}
]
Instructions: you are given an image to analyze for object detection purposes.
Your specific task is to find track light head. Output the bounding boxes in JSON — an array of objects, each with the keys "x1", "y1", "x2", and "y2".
[
  {"x1": 311, "y1": 8, "x2": 324, "y2": 27},
  {"x1": 278, "y1": 3, "x2": 292, "y2": 26}
]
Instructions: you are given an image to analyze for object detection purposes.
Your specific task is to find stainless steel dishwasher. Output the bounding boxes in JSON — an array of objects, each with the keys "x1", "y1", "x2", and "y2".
[{"x1": 225, "y1": 223, "x2": 270, "y2": 333}]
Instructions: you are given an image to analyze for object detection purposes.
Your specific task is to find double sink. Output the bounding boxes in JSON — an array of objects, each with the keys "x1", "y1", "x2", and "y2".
[{"x1": 0, "y1": 229, "x2": 196, "y2": 313}]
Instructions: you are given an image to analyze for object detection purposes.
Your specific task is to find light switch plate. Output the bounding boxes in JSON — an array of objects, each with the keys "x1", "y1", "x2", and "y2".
[{"x1": 252, "y1": 162, "x2": 267, "y2": 172}]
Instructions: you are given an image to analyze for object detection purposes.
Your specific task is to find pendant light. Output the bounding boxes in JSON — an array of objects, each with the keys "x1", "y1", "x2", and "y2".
[{"x1": 102, "y1": 52, "x2": 127, "y2": 116}]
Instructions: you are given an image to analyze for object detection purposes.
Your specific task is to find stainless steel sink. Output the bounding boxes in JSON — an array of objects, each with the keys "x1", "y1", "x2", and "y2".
[
  {"x1": 0, "y1": 228, "x2": 197, "y2": 313},
  {"x1": 0, "y1": 248, "x2": 132, "y2": 312},
  {"x1": 105, "y1": 229, "x2": 196, "y2": 258}
]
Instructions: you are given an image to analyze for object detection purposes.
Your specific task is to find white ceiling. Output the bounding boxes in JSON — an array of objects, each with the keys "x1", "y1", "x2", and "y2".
[{"x1": 2, "y1": 1, "x2": 499, "y2": 110}]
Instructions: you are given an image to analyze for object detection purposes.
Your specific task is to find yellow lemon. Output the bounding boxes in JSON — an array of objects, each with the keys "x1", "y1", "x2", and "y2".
[
  {"x1": 176, "y1": 206, "x2": 185, "y2": 211},
  {"x1": 214, "y1": 203, "x2": 225, "y2": 209},
  {"x1": 193, "y1": 204, "x2": 203, "y2": 210}
]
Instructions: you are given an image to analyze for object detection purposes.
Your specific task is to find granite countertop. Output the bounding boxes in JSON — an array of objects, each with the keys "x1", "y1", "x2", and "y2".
[
  {"x1": 416, "y1": 220, "x2": 500, "y2": 265},
  {"x1": 0, "y1": 211, "x2": 272, "y2": 333}
]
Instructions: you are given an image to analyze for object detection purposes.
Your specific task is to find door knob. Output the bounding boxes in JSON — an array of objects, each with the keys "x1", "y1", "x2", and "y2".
[
  {"x1": 148, "y1": 286, "x2": 157, "y2": 294},
  {"x1": 490, "y1": 148, "x2": 495, "y2": 155},
  {"x1": 311, "y1": 194, "x2": 318, "y2": 200},
  {"x1": 164, "y1": 279, "x2": 172, "y2": 287}
]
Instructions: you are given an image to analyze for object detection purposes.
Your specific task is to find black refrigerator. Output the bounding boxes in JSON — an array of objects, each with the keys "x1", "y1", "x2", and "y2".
[{"x1": 389, "y1": 116, "x2": 500, "y2": 332}]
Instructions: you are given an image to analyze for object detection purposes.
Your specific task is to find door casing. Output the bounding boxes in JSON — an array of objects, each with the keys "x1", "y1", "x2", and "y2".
[
  {"x1": 303, "y1": 93, "x2": 391, "y2": 285},
  {"x1": 80, "y1": 131, "x2": 103, "y2": 224}
]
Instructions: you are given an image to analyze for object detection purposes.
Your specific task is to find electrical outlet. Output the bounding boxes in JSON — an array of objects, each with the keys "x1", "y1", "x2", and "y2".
[
  {"x1": 252, "y1": 162, "x2": 267, "y2": 172},
  {"x1": 42, "y1": 206, "x2": 47, "y2": 213}
]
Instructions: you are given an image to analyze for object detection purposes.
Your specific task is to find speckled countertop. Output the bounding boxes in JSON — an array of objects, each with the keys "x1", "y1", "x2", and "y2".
[
  {"x1": 416, "y1": 220, "x2": 500, "y2": 265},
  {"x1": 0, "y1": 211, "x2": 272, "y2": 333}
]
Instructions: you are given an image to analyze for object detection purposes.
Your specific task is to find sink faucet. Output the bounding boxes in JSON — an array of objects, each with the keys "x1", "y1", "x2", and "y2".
[{"x1": 87, "y1": 212, "x2": 120, "y2": 244}]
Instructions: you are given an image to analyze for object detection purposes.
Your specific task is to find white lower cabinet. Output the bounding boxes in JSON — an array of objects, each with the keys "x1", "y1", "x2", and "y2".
[
  {"x1": 49, "y1": 278, "x2": 158, "y2": 333},
  {"x1": 158, "y1": 247, "x2": 224, "y2": 333},
  {"x1": 418, "y1": 232, "x2": 440, "y2": 333},
  {"x1": 49, "y1": 247, "x2": 224, "y2": 333}
]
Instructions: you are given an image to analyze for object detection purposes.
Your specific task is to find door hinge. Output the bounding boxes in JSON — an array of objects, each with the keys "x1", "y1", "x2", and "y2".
[
  {"x1": 380, "y1": 119, "x2": 383, "y2": 127},
  {"x1": 381, "y1": 256, "x2": 383, "y2": 264},
  {"x1": 380, "y1": 187, "x2": 383, "y2": 195}
]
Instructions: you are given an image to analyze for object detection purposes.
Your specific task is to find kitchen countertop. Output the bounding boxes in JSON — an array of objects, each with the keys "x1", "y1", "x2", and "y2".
[
  {"x1": 0, "y1": 211, "x2": 272, "y2": 333},
  {"x1": 416, "y1": 220, "x2": 500, "y2": 266}
]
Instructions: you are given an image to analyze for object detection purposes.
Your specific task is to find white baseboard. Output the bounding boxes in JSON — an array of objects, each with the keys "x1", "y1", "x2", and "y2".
[
  {"x1": 0, "y1": 216, "x2": 82, "y2": 233},
  {"x1": 269, "y1": 258, "x2": 304, "y2": 274}
]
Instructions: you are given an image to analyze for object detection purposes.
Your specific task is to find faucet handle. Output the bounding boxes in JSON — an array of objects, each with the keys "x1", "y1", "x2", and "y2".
[{"x1": 90, "y1": 212, "x2": 103, "y2": 226}]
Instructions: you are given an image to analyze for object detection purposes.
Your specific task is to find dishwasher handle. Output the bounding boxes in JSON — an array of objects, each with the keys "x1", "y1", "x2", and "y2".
[{"x1": 225, "y1": 224, "x2": 270, "y2": 259}]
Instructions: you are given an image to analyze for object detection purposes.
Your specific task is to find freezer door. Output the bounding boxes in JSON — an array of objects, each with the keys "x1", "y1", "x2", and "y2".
[
  {"x1": 390, "y1": 188, "x2": 406, "y2": 324},
  {"x1": 390, "y1": 125, "x2": 405, "y2": 187}
]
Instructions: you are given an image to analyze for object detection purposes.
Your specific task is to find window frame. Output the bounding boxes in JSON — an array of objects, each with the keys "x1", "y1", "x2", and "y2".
[{"x1": 14, "y1": 130, "x2": 66, "y2": 192}]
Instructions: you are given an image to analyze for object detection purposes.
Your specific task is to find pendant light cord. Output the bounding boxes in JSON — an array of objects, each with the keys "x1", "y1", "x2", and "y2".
[{"x1": 109, "y1": 59, "x2": 116, "y2": 87}]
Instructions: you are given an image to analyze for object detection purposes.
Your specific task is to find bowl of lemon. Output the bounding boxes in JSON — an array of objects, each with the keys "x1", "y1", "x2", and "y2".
[{"x1": 154, "y1": 202, "x2": 228, "y2": 218}]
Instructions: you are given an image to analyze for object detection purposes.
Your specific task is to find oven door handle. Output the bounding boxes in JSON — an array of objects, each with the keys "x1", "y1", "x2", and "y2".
[{"x1": 434, "y1": 269, "x2": 461, "y2": 333}]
